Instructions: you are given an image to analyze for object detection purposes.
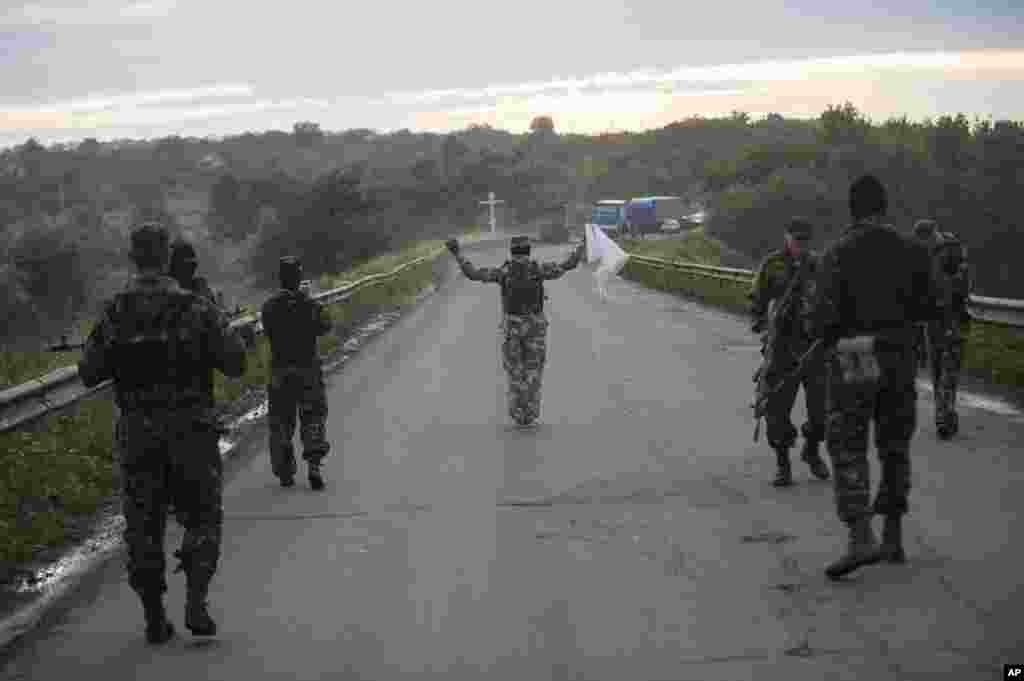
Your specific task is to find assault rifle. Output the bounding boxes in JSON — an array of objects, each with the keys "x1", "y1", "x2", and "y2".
[{"x1": 752, "y1": 339, "x2": 825, "y2": 441}]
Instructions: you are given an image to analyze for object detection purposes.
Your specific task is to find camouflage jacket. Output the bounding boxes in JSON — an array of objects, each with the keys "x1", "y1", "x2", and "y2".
[
  {"x1": 807, "y1": 220, "x2": 938, "y2": 348},
  {"x1": 260, "y1": 289, "x2": 333, "y2": 368},
  {"x1": 925, "y1": 231, "x2": 972, "y2": 322},
  {"x1": 749, "y1": 249, "x2": 820, "y2": 340},
  {"x1": 454, "y1": 247, "x2": 583, "y2": 315},
  {"x1": 79, "y1": 274, "x2": 247, "y2": 413}
]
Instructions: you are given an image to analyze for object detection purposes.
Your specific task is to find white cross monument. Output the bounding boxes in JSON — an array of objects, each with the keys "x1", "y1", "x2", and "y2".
[{"x1": 479, "y1": 191, "x2": 505, "y2": 235}]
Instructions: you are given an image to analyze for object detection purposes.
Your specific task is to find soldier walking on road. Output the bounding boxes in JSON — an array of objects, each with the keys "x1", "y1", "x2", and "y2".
[
  {"x1": 912, "y1": 219, "x2": 972, "y2": 439},
  {"x1": 169, "y1": 238, "x2": 218, "y2": 305},
  {"x1": 78, "y1": 222, "x2": 247, "y2": 644},
  {"x1": 261, "y1": 257, "x2": 333, "y2": 490},
  {"x1": 808, "y1": 175, "x2": 939, "y2": 580},
  {"x1": 749, "y1": 219, "x2": 831, "y2": 487},
  {"x1": 447, "y1": 236, "x2": 583, "y2": 428}
]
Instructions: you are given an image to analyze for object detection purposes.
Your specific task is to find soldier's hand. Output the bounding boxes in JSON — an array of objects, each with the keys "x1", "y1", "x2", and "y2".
[{"x1": 445, "y1": 239, "x2": 460, "y2": 255}]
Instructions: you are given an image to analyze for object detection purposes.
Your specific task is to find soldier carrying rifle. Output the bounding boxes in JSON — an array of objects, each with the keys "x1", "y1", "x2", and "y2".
[{"x1": 750, "y1": 218, "x2": 831, "y2": 487}]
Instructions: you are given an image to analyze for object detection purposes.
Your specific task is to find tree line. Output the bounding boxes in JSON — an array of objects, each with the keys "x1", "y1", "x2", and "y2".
[{"x1": 2, "y1": 106, "x2": 1022, "y2": 348}]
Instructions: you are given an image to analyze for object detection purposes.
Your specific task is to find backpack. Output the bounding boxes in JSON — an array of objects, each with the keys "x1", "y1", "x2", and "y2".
[{"x1": 501, "y1": 260, "x2": 544, "y2": 315}]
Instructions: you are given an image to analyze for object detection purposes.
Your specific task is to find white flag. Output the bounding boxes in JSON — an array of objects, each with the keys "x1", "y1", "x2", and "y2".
[
  {"x1": 586, "y1": 224, "x2": 629, "y2": 273},
  {"x1": 585, "y1": 224, "x2": 629, "y2": 300}
]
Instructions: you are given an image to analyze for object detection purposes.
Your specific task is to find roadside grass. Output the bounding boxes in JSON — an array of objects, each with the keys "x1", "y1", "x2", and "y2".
[
  {"x1": 0, "y1": 319, "x2": 95, "y2": 391},
  {"x1": 1, "y1": 245, "x2": 444, "y2": 567},
  {"x1": 620, "y1": 227, "x2": 756, "y2": 270},
  {"x1": 963, "y1": 321, "x2": 1024, "y2": 388},
  {"x1": 618, "y1": 248, "x2": 749, "y2": 315}
]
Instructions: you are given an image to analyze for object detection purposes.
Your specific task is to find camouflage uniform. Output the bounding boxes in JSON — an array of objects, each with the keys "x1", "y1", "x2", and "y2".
[
  {"x1": 79, "y1": 223, "x2": 247, "y2": 641},
  {"x1": 749, "y1": 219, "x2": 829, "y2": 486},
  {"x1": 808, "y1": 175, "x2": 939, "y2": 579},
  {"x1": 449, "y1": 237, "x2": 583, "y2": 426},
  {"x1": 914, "y1": 221, "x2": 972, "y2": 438},
  {"x1": 260, "y1": 257, "x2": 333, "y2": 488}
]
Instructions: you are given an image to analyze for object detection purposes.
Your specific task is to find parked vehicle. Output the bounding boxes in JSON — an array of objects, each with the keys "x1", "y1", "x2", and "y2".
[
  {"x1": 625, "y1": 196, "x2": 685, "y2": 238},
  {"x1": 587, "y1": 199, "x2": 628, "y2": 238}
]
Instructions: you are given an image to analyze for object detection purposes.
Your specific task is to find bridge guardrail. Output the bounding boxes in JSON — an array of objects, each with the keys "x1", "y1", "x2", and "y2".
[
  {"x1": 625, "y1": 253, "x2": 1024, "y2": 329},
  {"x1": 0, "y1": 249, "x2": 445, "y2": 435},
  {"x1": 4, "y1": 244, "x2": 1018, "y2": 433}
]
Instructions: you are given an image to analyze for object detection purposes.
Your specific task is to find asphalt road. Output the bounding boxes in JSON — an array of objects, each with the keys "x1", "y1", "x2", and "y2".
[{"x1": 4, "y1": 244, "x2": 1023, "y2": 680}]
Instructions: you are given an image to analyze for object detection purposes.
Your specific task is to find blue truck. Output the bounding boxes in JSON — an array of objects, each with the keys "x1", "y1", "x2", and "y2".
[{"x1": 624, "y1": 196, "x2": 686, "y2": 237}]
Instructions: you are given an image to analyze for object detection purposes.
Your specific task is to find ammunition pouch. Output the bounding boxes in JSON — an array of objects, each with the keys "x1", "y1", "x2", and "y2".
[{"x1": 835, "y1": 335, "x2": 881, "y2": 385}]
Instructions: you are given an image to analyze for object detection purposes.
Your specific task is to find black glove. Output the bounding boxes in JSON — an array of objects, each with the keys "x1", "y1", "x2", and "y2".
[
  {"x1": 751, "y1": 319, "x2": 766, "y2": 334},
  {"x1": 445, "y1": 239, "x2": 460, "y2": 255}
]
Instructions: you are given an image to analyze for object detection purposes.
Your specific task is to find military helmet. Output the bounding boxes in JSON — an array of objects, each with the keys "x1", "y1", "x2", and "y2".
[
  {"x1": 510, "y1": 236, "x2": 531, "y2": 256},
  {"x1": 785, "y1": 218, "x2": 813, "y2": 241},
  {"x1": 913, "y1": 219, "x2": 938, "y2": 239},
  {"x1": 129, "y1": 222, "x2": 170, "y2": 267}
]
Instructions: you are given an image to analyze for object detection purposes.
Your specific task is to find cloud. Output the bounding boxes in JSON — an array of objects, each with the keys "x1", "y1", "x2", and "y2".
[
  {"x1": 404, "y1": 49, "x2": 1024, "y2": 134},
  {"x1": 391, "y1": 49, "x2": 1024, "y2": 108},
  {"x1": 6, "y1": 1, "x2": 177, "y2": 25},
  {"x1": 0, "y1": 84, "x2": 329, "y2": 135}
]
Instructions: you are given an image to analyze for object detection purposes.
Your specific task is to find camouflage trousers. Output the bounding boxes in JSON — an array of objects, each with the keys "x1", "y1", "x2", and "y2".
[
  {"x1": 267, "y1": 364, "x2": 329, "y2": 479},
  {"x1": 501, "y1": 314, "x2": 548, "y2": 425},
  {"x1": 925, "y1": 320, "x2": 967, "y2": 429},
  {"x1": 763, "y1": 347, "x2": 826, "y2": 450},
  {"x1": 118, "y1": 409, "x2": 223, "y2": 598},
  {"x1": 825, "y1": 345, "x2": 917, "y2": 525}
]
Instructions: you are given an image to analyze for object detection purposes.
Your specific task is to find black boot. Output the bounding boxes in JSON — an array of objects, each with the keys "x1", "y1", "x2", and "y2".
[
  {"x1": 800, "y1": 439, "x2": 830, "y2": 480},
  {"x1": 772, "y1": 447, "x2": 793, "y2": 487},
  {"x1": 937, "y1": 411, "x2": 959, "y2": 440},
  {"x1": 879, "y1": 514, "x2": 907, "y2": 564},
  {"x1": 185, "y1": 578, "x2": 217, "y2": 637},
  {"x1": 142, "y1": 593, "x2": 175, "y2": 644},
  {"x1": 825, "y1": 517, "x2": 883, "y2": 580},
  {"x1": 308, "y1": 462, "x2": 325, "y2": 491}
]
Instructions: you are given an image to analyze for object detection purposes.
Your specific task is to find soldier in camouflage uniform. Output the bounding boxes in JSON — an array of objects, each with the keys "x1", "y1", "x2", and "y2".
[
  {"x1": 447, "y1": 236, "x2": 583, "y2": 427},
  {"x1": 261, "y1": 257, "x2": 333, "y2": 490},
  {"x1": 749, "y1": 219, "x2": 831, "y2": 487},
  {"x1": 169, "y1": 238, "x2": 218, "y2": 305},
  {"x1": 808, "y1": 176, "x2": 938, "y2": 580},
  {"x1": 79, "y1": 222, "x2": 247, "y2": 643},
  {"x1": 913, "y1": 219, "x2": 972, "y2": 439}
]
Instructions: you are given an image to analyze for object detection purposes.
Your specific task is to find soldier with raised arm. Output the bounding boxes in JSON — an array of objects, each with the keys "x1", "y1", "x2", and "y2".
[
  {"x1": 260, "y1": 257, "x2": 334, "y2": 490},
  {"x1": 447, "y1": 235, "x2": 583, "y2": 428}
]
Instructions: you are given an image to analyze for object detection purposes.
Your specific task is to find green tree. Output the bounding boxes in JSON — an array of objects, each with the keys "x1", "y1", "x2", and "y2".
[{"x1": 293, "y1": 121, "x2": 325, "y2": 148}]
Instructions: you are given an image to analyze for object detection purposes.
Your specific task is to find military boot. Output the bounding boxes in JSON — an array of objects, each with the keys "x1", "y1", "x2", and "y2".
[
  {"x1": 772, "y1": 447, "x2": 793, "y2": 487},
  {"x1": 141, "y1": 593, "x2": 175, "y2": 644},
  {"x1": 308, "y1": 462, "x2": 325, "y2": 491},
  {"x1": 800, "y1": 439, "x2": 830, "y2": 481},
  {"x1": 878, "y1": 514, "x2": 907, "y2": 564},
  {"x1": 185, "y1": 578, "x2": 217, "y2": 637},
  {"x1": 825, "y1": 517, "x2": 883, "y2": 580},
  {"x1": 937, "y1": 412, "x2": 959, "y2": 440}
]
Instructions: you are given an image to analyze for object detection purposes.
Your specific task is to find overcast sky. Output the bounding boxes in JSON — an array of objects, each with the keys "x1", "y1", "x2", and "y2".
[{"x1": 2, "y1": 0, "x2": 1023, "y2": 148}]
